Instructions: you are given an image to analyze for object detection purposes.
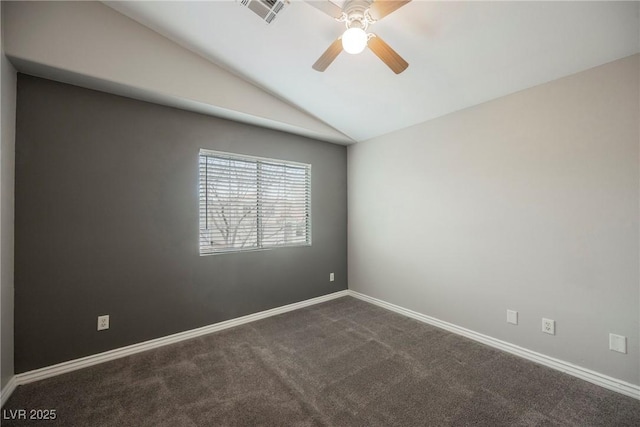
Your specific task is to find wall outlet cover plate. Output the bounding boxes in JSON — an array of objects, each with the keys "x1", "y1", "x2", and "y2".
[
  {"x1": 97, "y1": 315, "x2": 110, "y2": 331},
  {"x1": 542, "y1": 318, "x2": 555, "y2": 335}
]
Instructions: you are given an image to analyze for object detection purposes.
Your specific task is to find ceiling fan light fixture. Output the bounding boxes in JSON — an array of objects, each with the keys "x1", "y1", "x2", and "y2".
[{"x1": 341, "y1": 27, "x2": 368, "y2": 54}]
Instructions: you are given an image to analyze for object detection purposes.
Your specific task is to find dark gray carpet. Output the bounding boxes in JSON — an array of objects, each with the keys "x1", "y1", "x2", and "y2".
[{"x1": 3, "y1": 296, "x2": 639, "y2": 426}]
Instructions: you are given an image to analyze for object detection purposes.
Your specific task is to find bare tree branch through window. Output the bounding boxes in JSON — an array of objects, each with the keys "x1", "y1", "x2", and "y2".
[{"x1": 199, "y1": 150, "x2": 311, "y2": 255}]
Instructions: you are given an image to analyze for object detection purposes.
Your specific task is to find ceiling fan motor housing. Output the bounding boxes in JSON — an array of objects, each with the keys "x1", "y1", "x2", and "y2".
[{"x1": 342, "y1": 0, "x2": 375, "y2": 31}]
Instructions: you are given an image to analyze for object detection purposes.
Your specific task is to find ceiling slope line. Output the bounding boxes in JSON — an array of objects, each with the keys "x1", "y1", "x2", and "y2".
[
  {"x1": 4, "y1": 1, "x2": 355, "y2": 145},
  {"x1": 104, "y1": 0, "x2": 357, "y2": 144}
]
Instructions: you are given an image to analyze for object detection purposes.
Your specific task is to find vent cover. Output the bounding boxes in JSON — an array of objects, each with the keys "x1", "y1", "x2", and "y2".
[{"x1": 239, "y1": 0, "x2": 288, "y2": 24}]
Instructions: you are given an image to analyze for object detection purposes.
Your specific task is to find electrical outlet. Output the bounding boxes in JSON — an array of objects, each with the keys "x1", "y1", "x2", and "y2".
[
  {"x1": 507, "y1": 310, "x2": 518, "y2": 325},
  {"x1": 609, "y1": 333, "x2": 627, "y2": 354},
  {"x1": 542, "y1": 318, "x2": 555, "y2": 335},
  {"x1": 97, "y1": 315, "x2": 109, "y2": 331},
  {"x1": 329, "y1": 272, "x2": 334, "y2": 282}
]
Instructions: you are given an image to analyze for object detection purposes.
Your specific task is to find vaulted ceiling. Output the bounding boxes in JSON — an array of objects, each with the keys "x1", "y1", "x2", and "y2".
[
  {"x1": 5, "y1": 1, "x2": 640, "y2": 144},
  {"x1": 103, "y1": 1, "x2": 640, "y2": 142}
]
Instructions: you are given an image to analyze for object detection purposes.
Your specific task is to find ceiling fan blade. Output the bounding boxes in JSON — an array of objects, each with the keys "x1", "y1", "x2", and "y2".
[
  {"x1": 369, "y1": 0, "x2": 411, "y2": 21},
  {"x1": 368, "y1": 35, "x2": 409, "y2": 74},
  {"x1": 305, "y1": 1, "x2": 344, "y2": 19},
  {"x1": 312, "y1": 38, "x2": 343, "y2": 72}
]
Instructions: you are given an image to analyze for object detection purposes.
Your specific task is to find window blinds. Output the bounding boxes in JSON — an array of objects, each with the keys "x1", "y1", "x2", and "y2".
[{"x1": 199, "y1": 149, "x2": 311, "y2": 254}]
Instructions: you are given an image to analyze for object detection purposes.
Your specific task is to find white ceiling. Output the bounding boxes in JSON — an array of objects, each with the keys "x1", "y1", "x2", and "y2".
[{"x1": 104, "y1": 1, "x2": 639, "y2": 143}]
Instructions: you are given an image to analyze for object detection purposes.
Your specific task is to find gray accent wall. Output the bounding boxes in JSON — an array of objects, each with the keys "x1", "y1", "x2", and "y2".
[
  {"x1": 14, "y1": 75, "x2": 347, "y2": 372},
  {"x1": 1, "y1": 4, "x2": 17, "y2": 389},
  {"x1": 348, "y1": 55, "x2": 639, "y2": 385}
]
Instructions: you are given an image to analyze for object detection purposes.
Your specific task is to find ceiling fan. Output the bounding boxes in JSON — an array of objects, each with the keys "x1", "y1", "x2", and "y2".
[{"x1": 307, "y1": 0, "x2": 411, "y2": 74}]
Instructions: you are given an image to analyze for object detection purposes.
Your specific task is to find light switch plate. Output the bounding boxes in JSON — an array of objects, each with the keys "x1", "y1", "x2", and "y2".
[{"x1": 609, "y1": 333, "x2": 627, "y2": 354}]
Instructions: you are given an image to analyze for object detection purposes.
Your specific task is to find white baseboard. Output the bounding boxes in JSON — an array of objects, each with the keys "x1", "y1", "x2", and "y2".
[
  {"x1": 8, "y1": 288, "x2": 639, "y2": 402},
  {"x1": 1, "y1": 375, "x2": 17, "y2": 407},
  {"x1": 13, "y1": 290, "x2": 349, "y2": 388},
  {"x1": 348, "y1": 290, "x2": 640, "y2": 400}
]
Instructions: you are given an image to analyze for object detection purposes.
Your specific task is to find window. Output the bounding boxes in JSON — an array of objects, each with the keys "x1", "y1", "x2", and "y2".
[{"x1": 199, "y1": 149, "x2": 311, "y2": 255}]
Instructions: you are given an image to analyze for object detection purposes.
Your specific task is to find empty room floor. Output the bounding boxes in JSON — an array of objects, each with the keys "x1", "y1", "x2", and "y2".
[{"x1": 3, "y1": 297, "x2": 639, "y2": 426}]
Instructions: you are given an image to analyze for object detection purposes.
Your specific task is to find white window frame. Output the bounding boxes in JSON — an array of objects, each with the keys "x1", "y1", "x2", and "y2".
[{"x1": 198, "y1": 149, "x2": 312, "y2": 255}]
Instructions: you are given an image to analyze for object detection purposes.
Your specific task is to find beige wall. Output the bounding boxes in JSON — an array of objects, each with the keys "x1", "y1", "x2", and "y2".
[
  {"x1": 1, "y1": 1, "x2": 16, "y2": 390},
  {"x1": 348, "y1": 54, "x2": 639, "y2": 385}
]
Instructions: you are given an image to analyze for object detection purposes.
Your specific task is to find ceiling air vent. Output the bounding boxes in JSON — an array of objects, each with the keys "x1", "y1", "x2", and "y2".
[{"x1": 239, "y1": 0, "x2": 288, "y2": 24}]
